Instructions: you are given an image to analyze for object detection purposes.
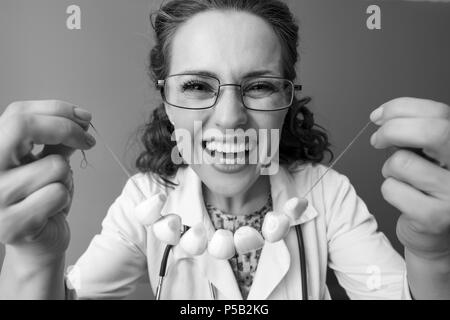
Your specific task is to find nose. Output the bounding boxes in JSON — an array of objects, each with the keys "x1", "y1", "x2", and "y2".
[{"x1": 212, "y1": 85, "x2": 248, "y2": 129}]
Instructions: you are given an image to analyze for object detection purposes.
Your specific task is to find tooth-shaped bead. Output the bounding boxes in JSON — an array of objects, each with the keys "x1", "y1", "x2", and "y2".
[
  {"x1": 262, "y1": 211, "x2": 291, "y2": 243},
  {"x1": 283, "y1": 197, "x2": 308, "y2": 223},
  {"x1": 234, "y1": 226, "x2": 264, "y2": 254},
  {"x1": 152, "y1": 214, "x2": 182, "y2": 245},
  {"x1": 208, "y1": 229, "x2": 235, "y2": 260},
  {"x1": 179, "y1": 223, "x2": 208, "y2": 256},
  {"x1": 134, "y1": 194, "x2": 166, "y2": 226}
]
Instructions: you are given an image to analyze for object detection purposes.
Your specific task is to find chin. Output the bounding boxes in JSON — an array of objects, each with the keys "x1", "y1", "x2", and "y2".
[{"x1": 192, "y1": 163, "x2": 260, "y2": 197}]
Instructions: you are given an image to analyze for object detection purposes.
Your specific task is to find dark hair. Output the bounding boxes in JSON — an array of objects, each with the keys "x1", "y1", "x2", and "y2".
[{"x1": 136, "y1": 0, "x2": 332, "y2": 183}]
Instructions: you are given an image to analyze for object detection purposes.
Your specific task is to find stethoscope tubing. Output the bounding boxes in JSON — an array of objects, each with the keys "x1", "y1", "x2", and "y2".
[
  {"x1": 296, "y1": 224, "x2": 308, "y2": 300},
  {"x1": 155, "y1": 244, "x2": 173, "y2": 300}
]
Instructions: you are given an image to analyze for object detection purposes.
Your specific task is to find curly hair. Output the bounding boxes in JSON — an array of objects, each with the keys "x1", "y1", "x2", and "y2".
[{"x1": 136, "y1": 0, "x2": 332, "y2": 184}]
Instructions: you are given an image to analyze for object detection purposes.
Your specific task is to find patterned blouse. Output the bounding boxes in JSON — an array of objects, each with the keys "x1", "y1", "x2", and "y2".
[{"x1": 205, "y1": 195, "x2": 272, "y2": 300}]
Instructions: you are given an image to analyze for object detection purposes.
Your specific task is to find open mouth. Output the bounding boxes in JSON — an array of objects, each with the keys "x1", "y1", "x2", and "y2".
[{"x1": 201, "y1": 137, "x2": 254, "y2": 165}]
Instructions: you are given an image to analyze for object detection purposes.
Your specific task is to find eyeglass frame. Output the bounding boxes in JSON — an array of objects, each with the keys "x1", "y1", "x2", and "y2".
[{"x1": 155, "y1": 73, "x2": 303, "y2": 112}]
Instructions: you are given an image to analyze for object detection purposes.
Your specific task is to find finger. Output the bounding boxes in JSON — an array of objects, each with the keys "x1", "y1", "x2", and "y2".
[
  {"x1": 396, "y1": 214, "x2": 450, "y2": 255},
  {"x1": 39, "y1": 145, "x2": 76, "y2": 159},
  {"x1": 0, "y1": 183, "x2": 70, "y2": 243},
  {"x1": 26, "y1": 115, "x2": 95, "y2": 148},
  {"x1": 382, "y1": 149, "x2": 450, "y2": 199},
  {"x1": 0, "y1": 114, "x2": 96, "y2": 170},
  {"x1": 380, "y1": 177, "x2": 449, "y2": 234},
  {"x1": 370, "y1": 97, "x2": 449, "y2": 125},
  {"x1": 370, "y1": 118, "x2": 450, "y2": 151},
  {"x1": 62, "y1": 171, "x2": 74, "y2": 217},
  {"x1": 0, "y1": 155, "x2": 71, "y2": 206},
  {"x1": 3, "y1": 100, "x2": 92, "y2": 130}
]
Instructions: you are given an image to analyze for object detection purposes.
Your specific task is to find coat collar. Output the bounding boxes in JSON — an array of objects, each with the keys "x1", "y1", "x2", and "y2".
[{"x1": 158, "y1": 165, "x2": 318, "y2": 299}]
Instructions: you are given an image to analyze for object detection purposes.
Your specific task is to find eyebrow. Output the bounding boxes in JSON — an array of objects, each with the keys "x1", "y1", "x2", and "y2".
[{"x1": 177, "y1": 69, "x2": 281, "y2": 79}]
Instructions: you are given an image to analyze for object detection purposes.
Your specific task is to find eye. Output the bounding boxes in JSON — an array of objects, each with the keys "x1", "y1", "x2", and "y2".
[
  {"x1": 182, "y1": 80, "x2": 215, "y2": 93},
  {"x1": 244, "y1": 81, "x2": 278, "y2": 97}
]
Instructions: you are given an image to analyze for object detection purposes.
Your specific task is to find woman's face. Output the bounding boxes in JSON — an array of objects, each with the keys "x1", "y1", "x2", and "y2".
[{"x1": 165, "y1": 10, "x2": 288, "y2": 197}]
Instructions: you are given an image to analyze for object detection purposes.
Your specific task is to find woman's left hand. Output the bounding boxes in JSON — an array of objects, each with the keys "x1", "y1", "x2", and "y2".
[{"x1": 370, "y1": 97, "x2": 450, "y2": 259}]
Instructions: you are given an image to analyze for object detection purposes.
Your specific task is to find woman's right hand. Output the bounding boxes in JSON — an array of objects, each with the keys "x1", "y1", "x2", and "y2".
[{"x1": 0, "y1": 100, "x2": 96, "y2": 259}]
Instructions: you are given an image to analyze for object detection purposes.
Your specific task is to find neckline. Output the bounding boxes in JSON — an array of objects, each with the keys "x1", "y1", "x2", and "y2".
[{"x1": 205, "y1": 194, "x2": 273, "y2": 218}]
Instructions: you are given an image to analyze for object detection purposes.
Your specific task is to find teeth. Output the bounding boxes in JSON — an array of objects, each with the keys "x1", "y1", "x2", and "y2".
[
  {"x1": 236, "y1": 154, "x2": 245, "y2": 164},
  {"x1": 205, "y1": 141, "x2": 247, "y2": 153},
  {"x1": 217, "y1": 154, "x2": 245, "y2": 165},
  {"x1": 204, "y1": 139, "x2": 255, "y2": 166}
]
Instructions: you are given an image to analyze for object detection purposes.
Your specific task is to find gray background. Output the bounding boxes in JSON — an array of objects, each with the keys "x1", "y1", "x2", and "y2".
[{"x1": 0, "y1": 0, "x2": 449, "y2": 299}]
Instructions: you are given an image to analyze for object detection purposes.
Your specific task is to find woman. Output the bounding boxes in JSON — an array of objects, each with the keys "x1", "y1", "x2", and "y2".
[{"x1": 0, "y1": 0, "x2": 448, "y2": 300}]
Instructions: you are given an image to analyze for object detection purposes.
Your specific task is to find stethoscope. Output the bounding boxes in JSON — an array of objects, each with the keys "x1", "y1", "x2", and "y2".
[{"x1": 155, "y1": 224, "x2": 308, "y2": 300}]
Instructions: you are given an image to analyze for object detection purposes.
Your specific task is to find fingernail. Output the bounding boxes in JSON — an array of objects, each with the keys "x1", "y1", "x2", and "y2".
[
  {"x1": 85, "y1": 133, "x2": 96, "y2": 147},
  {"x1": 80, "y1": 121, "x2": 90, "y2": 131},
  {"x1": 370, "y1": 106, "x2": 383, "y2": 124},
  {"x1": 74, "y1": 107, "x2": 92, "y2": 122}
]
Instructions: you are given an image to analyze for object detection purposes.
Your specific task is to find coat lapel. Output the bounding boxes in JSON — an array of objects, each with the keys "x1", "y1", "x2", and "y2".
[{"x1": 247, "y1": 166, "x2": 318, "y2": 299}]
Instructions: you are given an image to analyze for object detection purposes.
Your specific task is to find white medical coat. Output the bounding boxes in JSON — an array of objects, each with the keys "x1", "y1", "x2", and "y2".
[{"x1": 67, "y1": 163, "x2": 411, "y2": 299}]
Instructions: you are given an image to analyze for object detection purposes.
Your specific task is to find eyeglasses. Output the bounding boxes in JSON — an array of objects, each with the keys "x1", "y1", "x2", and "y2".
[{"x1": 156, "y1": 73, "x2": 302, "y2": 111}]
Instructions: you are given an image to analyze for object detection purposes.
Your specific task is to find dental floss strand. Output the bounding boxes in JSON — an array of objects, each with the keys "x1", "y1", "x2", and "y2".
[
  {"x1": 301, "y1": 120, "x2": 374, "y2": 198},
  {"x1": 80, "y1": 150, "x2": 89, "y2": 169},
  {"x1": 87, "y1": 119, "x2": 374, "y2": 202},
  {"x1": 88, "y1": 122, "x2": 147, "y2": 200}
]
